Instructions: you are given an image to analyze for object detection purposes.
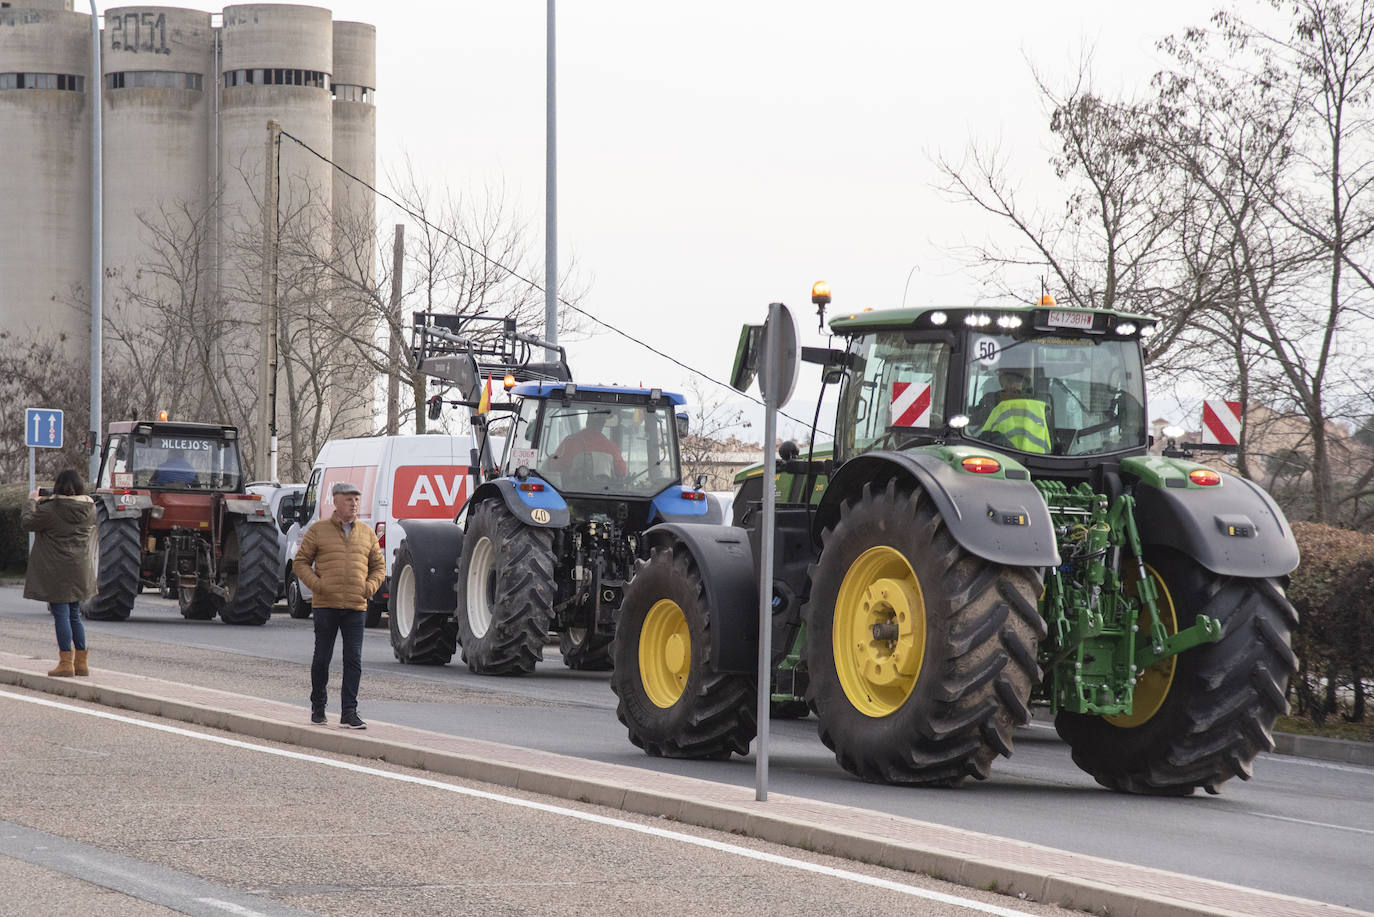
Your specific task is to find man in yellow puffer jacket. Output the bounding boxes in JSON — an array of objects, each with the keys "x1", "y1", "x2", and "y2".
[{"x1": 294, "y1": 481, "x2": 385, "y2": 729}]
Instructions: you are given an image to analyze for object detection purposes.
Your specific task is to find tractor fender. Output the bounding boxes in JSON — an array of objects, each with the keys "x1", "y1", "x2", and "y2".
[
  {"x1": 392, "y1": 520, "x2": 465, "y2": 616},
  {"x1": 472, "y1": 478, "x2": 570, "y2": 529},
  {"x1": 651, "y1": 486, "x2": 724, "y2": 525},
  {"x1": 223, "y1": 496, "x2": 274, "y2": 522},
  {"x1": 1123, "y1": 457, "x2": 1300, "y2": 577},
  {"x1": 93, "y1": 490, "x2": 161, "y2": 520},
  {"x1": 815, "y1": 450, "x2": 1060, "y2": 568},
  {"x1": 643, "y1": 522, "x2": 758, "y2": 674}
]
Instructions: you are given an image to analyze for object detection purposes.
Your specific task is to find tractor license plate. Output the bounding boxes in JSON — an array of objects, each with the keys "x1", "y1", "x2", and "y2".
[{"x1": 1048, "y1": 309, "x2": 1094, "y2": 330}]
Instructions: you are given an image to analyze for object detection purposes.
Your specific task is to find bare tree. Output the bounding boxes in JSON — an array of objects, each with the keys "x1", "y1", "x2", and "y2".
[
  {"x1": 280, "y1": 156, "x2": 589, "y2": 439},
  {"x1": 678, "y1": 379, "x2": 752, "y2": 490}
]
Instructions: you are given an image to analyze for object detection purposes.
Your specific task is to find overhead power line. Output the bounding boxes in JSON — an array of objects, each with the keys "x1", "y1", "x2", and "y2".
[{"x1": 277, "y1": 129, "x2": 825, "y2": 433}]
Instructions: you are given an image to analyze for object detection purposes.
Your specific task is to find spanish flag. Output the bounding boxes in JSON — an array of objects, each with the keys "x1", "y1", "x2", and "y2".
[{"x1": 477, "y1": 373, "x2": 493, "y2": 414}]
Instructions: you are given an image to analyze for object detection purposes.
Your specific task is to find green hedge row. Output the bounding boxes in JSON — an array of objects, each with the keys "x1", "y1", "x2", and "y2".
[{"x1": 0, "y1": 482, "x2": 34, "y2": 575}]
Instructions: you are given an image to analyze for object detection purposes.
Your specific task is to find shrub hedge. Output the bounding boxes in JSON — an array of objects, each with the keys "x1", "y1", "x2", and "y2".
[{"x1": 1287, "y1": 521, "x2": 1374, "y2": 724}]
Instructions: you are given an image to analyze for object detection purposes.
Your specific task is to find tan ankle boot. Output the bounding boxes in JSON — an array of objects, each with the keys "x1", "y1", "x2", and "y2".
[
  {"x1": 73, "y1": 649, "x2": 89, "y2": 676},
  {"x1": 48, "y1": 650, "x2": 75, "y2": 677}
]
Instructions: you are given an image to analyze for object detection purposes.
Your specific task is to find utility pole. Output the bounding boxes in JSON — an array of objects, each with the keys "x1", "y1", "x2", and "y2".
[
  {"x1": 386, "y1": 224, "x2": 405, "y2": 435},
  {"x1": 258, "y1": 120, "x2": 280, "y2": 481},
  {"x1": 544, "y1": 0, "x2": 558, "y2": 360},
  {"x1": 88, "y1": 0, "x2": 103, "y2": 480}
]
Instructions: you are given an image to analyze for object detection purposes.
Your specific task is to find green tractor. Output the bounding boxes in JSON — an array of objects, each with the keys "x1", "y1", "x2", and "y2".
[{"x1": 609, "y1": 292, "x2": 1300, "y2": 793}]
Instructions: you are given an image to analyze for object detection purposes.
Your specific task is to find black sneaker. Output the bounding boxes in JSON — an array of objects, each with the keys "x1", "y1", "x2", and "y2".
[
  {"x1": 340, "y1": 711, "x2": 367, "y2": 730},
  {"x1": 311, "y1": 711, "x2": 327, "y2": 725}
]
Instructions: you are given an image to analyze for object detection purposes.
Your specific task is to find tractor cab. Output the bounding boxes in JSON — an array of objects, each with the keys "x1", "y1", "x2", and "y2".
[
  {"x1": 830, "y1": 301, "x2": 1153, "y2": 475},
  {"x1": 501, "y1": 383, "x2": 686, "y2": 498},
  {"x1": 97, "y1": 420, "x2": 246, "y2": 494}
]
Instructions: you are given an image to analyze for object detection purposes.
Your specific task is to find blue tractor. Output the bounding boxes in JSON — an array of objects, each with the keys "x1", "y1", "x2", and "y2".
[{"x1": 388, "y1": 313, "x2": 722, "y2": 673}]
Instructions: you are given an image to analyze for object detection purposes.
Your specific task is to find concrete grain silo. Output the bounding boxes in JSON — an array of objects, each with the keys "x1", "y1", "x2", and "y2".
[
  {"x1": 0, "y1": 0, "x2": 92, "y2": 350},
  {"x1": 327, "y1": 19, "x2": 376, "y2": 437},
  {"x1": 100, "y1": 6, "x2": 214, "y2": 337},
  {"x1": 331, "y1": 19, "x2": 374, "y2": 245}
]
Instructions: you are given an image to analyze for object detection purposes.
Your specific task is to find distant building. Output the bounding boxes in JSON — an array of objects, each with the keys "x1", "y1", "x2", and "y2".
[{"x1": 0, "y1": 1, "x2": 376, "y2": 460}]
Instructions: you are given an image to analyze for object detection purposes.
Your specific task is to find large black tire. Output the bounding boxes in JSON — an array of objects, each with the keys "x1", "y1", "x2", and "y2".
[
  {"x1": 1055, "y1": 549, "x2": 1298, "y2": 795},
  {"x1": 805, "y1": 478, "x2": 1046, "y2": 786},
  {"x1": 285, "y1": 569, "x2": 312, "y2": 619},
  {"x1": 217, "y1": 519, "x2": 277, "y2": 625},
  {"x1": 178, "y1": 583, "x2": 220, "y2": 620},
  {"x1": 390, "y1": 542, "x2": 458, "y2": 665},
  {"x1": 84, "y1": 505, "x2": 139, "y2": 621},
  {"x1": 365, "y1": 596, "x2": 386, "y2": 629},
  {"x1": 610, "y1": 545, "x2": 756, "y2": 759},
  {"x1": 559, "y1": 624, "x2": 614, "y2": 671},
  {"x1": 456, "y1": 499, "x2": 555, "y2": 675}
]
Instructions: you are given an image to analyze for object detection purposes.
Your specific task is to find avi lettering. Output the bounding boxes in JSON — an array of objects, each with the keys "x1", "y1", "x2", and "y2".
[{"x1": 407, "y1": 475, "x2": 464, "y2": 507}]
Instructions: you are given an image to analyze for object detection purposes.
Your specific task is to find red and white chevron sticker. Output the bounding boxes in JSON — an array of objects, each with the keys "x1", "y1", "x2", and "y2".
[
  {"x1": 891, "y1": 381, "x2": 931, "y2": 428},
  {"x1": 1200, "y1": 400, "x2": 1242, "y2": 446}
]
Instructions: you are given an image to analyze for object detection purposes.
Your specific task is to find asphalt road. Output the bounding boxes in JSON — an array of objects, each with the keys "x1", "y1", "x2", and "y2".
[
  {"x1": 3, "y1": 587, "x2": 1371, "y2": 910},
  {"x1": 0, "y1": 684, "x2": 1070, "y2": 917}
]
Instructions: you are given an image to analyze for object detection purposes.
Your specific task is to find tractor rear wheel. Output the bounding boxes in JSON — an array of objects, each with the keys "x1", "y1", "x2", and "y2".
[
  {"x1": 456, "y1": 499, "x2": 555, "y2": 675},
  {"x1": 805, "y1": 478, "x2": 1045, "y2": 786},
  {"x1": 1055, "y1": 549, "x2": 1297, "y2": 795},
  {"x1": 218, "y1": 519, "x2": 276, "y2": 625},
  {"x1": 285, "y1": 570, "x2": 312, "y2": 619},
  {"x1": 390, "y1": 542, "x2": 458, "y2": 665},
  {"x1": 84, "y1": 505, "x2": 139, "y2": 621},
  {"x1": 610, "y1": 545, "x2": 756, "y2": 759},
  {"x1": 560, "y1": 624, "x2": 614, "y2": 671}
]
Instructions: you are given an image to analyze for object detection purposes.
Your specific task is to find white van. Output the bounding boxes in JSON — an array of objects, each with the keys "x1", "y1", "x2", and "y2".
[{"x1": 285, "y1": 434, "x2": 484, "y2": 627}]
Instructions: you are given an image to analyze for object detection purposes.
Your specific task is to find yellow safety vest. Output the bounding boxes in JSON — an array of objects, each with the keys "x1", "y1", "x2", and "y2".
[{"x1": 984, "y1": 398, "x2": 1051, "y2": 454}]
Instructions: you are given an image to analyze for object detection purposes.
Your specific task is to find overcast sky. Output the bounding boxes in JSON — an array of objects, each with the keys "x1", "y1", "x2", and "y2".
[{"x1": 132, "y1": 2, "x2": 1243, "y2": 435}]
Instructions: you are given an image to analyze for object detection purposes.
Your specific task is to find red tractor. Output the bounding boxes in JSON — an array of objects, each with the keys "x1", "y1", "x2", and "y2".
[{"x1": 84, "y1": 419, "x2": 279, "y2": 625}]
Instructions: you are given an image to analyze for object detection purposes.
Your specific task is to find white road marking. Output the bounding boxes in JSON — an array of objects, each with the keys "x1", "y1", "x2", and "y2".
[
  {"x1": 1245, "y1": 812, "x2": 1374, "y2": 836},
  {"x1": 2, "y1": 688, "x2": 1039, "y2": 917}
]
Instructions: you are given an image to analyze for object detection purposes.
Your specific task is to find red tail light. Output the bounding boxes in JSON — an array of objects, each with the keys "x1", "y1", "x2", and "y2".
[
  {"x1": 519, "y1": 482, "x2": 545, "y2": 493},
  {"x1": 681, "y1": 490, "x2": 706, "y2": 501},
  {"x1": 961, "y1": 456, "x2": 1001, "y2": 475},
  {"x1": 1189, "y1": 469, "x2": 1222, "y2": 486}
]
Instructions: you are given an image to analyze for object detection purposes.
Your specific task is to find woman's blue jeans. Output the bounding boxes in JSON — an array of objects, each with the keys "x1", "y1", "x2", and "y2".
[{"x1": 49, "y1": 603, "x2": 86, "y2": 652}]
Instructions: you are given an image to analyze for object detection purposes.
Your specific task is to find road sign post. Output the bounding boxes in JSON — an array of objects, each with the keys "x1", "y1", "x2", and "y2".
[
  {"x1": 25, "y1": 407, "x2": 65, "y2": 550},
  {"x1": 754, "y1": 303, "x2": 798, "y2": 803}
]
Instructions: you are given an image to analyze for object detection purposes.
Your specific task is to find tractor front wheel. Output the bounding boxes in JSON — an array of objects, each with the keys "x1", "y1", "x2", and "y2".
[
  {"x1": 84, "y1": 505, "x2": 139, "y2": 621},
  {"x1": 610, "y1": 545, "x2": 756, "y2": 759},
  {"x1": 456, "y1": 499, "x2": 555, "y2": 675},
  {"x1": 1055, "y1": 549, "x2": 1297, "y2": 795},
  {"x1": 218, "y1": 519, "x2": 277, "y2": 625},
  {"x1": 560, "y1": 625, "x2": 614, "y2": 671},
  {"x1": 805, "y1": 478, "x2": 1045, "y2": 786},
  {"x1": 178, "y1": 583, "x2": 220, "y2": 620},
  {"x1": 390, "y1": 542, "x2": 458, "y2": 665}
]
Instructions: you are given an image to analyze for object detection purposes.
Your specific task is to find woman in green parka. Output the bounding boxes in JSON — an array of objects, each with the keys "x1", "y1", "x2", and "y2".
[{"x1": 22, "y1": 469, "x2": 98, "y2": 677}]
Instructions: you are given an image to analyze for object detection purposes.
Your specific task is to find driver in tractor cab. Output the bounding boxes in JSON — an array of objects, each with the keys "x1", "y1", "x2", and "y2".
[
  {"x1": 972, "y1": 367, "x2": 1052, "y2": 455},
  {"x1": 152, "y1": 454, "x2": 198, "y2": 487},
  {"x1": 547, "y1": 411, "x2": 627, "y2": 479}
]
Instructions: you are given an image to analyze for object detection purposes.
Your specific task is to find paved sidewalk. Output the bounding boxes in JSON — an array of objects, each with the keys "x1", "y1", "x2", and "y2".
[{"x1": 0, "y1": 652, "x2": 1366, "y2": 917}]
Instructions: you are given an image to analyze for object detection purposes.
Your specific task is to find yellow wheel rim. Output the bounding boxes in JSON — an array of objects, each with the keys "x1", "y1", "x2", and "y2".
[
  {"x1": 639, "y1": 599, "x2": 691, "y2": 708},
  {"x1": 1107, "y1": 564, "x2": 1178, "y2": 728},
  {"x1": 833, "y1": 545, "x2": 926, "y2": 717}
]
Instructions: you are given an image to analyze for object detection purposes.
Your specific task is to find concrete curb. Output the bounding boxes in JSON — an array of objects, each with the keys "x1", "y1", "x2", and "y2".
[
  {"x1": 1272, "y1": 730, "x2": 1374, "y2": 766},
  {"x1": 1, "y1": 662, "x2": 1367, "y2": 917}
]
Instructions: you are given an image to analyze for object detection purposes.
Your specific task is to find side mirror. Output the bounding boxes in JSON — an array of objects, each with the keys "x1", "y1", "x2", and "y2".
[
  {"x1": 676, "y1": 412, "x2": 689, "y2": 438},
  {"x1": 694, "y1": 473, "x2": 708, "y2": 490},
  {"x1": 778, "y1": 440, "x2": 799, "y2": 461},
  {"x1": 427, "y1": 394, "x2": 442, "y2": 421},
  {"x1": 730, "y1": 324, "x2": 763, "y2": 393}
]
